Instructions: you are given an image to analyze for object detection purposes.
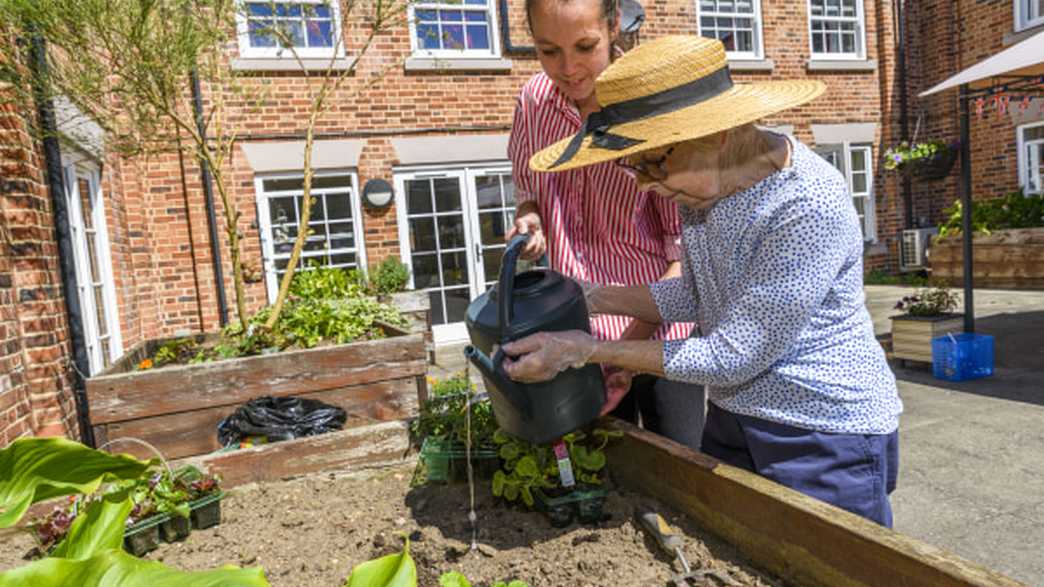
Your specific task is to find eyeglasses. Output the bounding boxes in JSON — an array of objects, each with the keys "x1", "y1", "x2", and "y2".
[{"x1": 615, "y1": 147, "x2": 674, "y2": 181}]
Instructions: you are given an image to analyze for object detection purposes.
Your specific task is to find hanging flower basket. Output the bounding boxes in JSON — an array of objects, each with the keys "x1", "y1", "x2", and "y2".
[{"x1": 884, "y1": 140, "x2": 959, "y2": 181}]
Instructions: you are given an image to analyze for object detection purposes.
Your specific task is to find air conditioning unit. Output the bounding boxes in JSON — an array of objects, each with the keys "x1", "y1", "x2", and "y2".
[{"x1": 899, "y1": 227, "x2": 938, "y2": 272}]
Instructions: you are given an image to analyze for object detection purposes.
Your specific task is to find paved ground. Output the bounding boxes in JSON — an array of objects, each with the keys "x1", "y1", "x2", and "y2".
[{"x1": 432, "y1": 286, "x2": 1044, "y2": 585}]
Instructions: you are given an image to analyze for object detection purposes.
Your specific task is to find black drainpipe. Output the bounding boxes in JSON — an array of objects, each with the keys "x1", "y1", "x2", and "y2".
[
  {"x1": 499, "y1": 0, "x2": 534, "y2": 55},
  {"x1": 29, "y1": 34, "x2": 95, "y2": 447},
  {"x1": 895, "y1": 0, "x2": 913, "y2": 228},
  {"x1": 189, "y1": 69, "x2": 229, "y2": 327}
]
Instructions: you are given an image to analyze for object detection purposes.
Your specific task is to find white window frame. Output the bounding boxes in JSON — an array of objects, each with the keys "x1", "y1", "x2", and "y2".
[
  {"x1": 61, "y1": 155, "x2": 123, "y2": 375},
  {"x1": 816, "y1": 142, "x2": 877, "y2": 242},
  {"x1": 236, "y1": 0, "x2": 345, "y2": 59},
  {"x1": 407, "y1": 0, "x2": 503, "y2": 60},
  {"x1": 1015, "y1": 0, "x2": 1044, "y2": 32},
  {"x1": 807, "y1": 0, "x2": 866, "y2": 61},
  {"x1": 393, "y1": 162, "x2": 512, "y2": 344},
  {"x1": 696, "y1": 0, "x2": 765, "y2": 60},
  {"x1": 253, "y1": 169, "x2": 367, "y2": 302},
  {"x1": 1017, "y1": 121, "x2": 1044, "y2": 195}
]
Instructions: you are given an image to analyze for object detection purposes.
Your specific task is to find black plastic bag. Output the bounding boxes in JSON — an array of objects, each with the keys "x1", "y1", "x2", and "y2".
[{"x1": 217, "y1": 396, "x2": 347, "y2": 447}]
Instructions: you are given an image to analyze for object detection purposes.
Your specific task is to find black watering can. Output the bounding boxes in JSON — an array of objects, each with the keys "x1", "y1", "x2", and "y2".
[{"x1": 464, "y1": 234, "x2": 605, "y2": 444}]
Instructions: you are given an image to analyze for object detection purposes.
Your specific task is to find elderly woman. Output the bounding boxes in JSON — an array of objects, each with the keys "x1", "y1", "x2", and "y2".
[{"x1": 501, "y1": 35, "x2": 903, "y2": 527}]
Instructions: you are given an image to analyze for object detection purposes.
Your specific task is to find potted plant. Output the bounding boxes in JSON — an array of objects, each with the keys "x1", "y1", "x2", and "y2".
[
  {"x1": 890, "y1": 285, "x2": 963, "y2": 364},
  {"x1": 884, "y1": 140, "x2": 959, "y2": 180},
  {"x1": 411, "y1": 372, "x2": 499, "y2": 484}
]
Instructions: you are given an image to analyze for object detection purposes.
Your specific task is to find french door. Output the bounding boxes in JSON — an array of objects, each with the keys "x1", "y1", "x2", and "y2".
[
  {"x1": 395, "y1": 165, "x2": 515, "y2": 344},
  {"x1": 63, "y1": 159, "x2": 122, "y2": 374}
]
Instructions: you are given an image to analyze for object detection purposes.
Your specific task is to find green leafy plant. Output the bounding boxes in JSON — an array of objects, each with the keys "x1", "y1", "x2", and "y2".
[
  {"x1": 368, "y1": 258, "x2": 411, "y2": 295},
  {"x1": 344, "y1": 538, "x2": 416, "y2": 587},
  {"x1": 894, "y1": 286, "x2": 960, "y2": 317},
  {"x1": 438, "y1": 572, "x2": 527, "y2": 587},
  {"x1": 491, "y1": 428, "x2": 622, "y2": 508},
  {"x1": 0, "y1": 438, "x2": 266, "y2": 586},
  {"x1": 883, "y1": 140, "x2": 956, "y2": 172},
  {"x1": 864, "y1": 268, "x2": 929, "y2": 287},
  {"x1": 410, "y1": 372, "x2": 496, "y2": 447},
  {"x1": 938, "y1": 190, "x2": 1044, "y2": 238}
]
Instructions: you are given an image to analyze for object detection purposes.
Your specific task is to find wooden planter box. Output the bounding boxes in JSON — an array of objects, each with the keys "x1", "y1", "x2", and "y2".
[
  {"x1": 890, "y1": 313, "x2": 964, "y2": 363},
  {"x1": 930, "y1": 228, "x2": 1044, "y2": 290},
  {"x1": 88, "y1": 301, "x2": 429, "y2": 460},
  {"x1": 187, "y1": 419, "x2": 1020, "y2": 586}
]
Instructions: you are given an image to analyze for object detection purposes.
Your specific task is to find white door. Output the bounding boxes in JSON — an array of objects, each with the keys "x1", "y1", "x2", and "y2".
[
  {"x1": 395, "y1": 165, "x2": 515, "y2": 345},
  {"x1": 64, "y1": 160, "x2": 122, "y2": 374}
]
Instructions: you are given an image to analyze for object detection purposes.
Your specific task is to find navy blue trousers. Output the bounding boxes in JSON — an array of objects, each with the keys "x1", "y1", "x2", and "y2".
[{"x1": 701, "y1": 403, "x2": 899, "y2": 527}]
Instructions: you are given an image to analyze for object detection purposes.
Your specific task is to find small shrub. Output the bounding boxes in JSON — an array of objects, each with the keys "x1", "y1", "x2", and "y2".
[
  {"x1": 938, "y1": 190, "x2": 1044, "y2": 238},
  {"x1": 894, "y1": 286, "x2": 960, "y2": 317},
  {"x1": 368, "y1": 257, "x2": 410, "y2": 295}
]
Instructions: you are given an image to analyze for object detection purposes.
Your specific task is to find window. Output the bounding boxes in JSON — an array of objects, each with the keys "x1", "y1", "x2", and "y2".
[
  {"x1": 1016, "y1": 0, "x2": 1044, "y2": 31},
  {"x1": 237, "y1": 1, "x2": 342, "y2": 58},
  {"x1": 254, "y1": 172, "x2": 366, "y2": 301},
  {"x1": 1018, "y1": 122, "x2": 1044, "y2": 195},
  {"x1": 697, "y1": 0, "x2": 764, "y2": 60},
  {"x1": 816, "y1": 143, "x2": 876, "y2": 241},
  {"x1": 409, "y1": 0, "x2": 501, "y2": 58},
  {"x1": 63, "y1": 160, "x2": 123, "y2": 374},
  {"x1": 394, "y1": 164, "x2": 513, "y2": 343},
  {"x1": 808, "y1": 0, "x2": 865, "y2": 59}
]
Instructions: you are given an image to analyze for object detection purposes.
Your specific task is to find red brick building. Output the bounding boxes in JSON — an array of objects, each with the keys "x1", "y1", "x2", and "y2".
[{"x1": 6, "y1": 0, "x2": 1037, "y2": 443}]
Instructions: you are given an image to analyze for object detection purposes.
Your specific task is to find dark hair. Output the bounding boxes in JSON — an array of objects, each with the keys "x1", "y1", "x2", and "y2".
[{"x1": 525, "y1": 0, "x2": 618, "y2": 33}]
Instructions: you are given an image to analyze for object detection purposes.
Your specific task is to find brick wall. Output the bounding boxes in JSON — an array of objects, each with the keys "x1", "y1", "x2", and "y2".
[{"x1": 0, "y1": 84, "x2": 79, "y2": 442}]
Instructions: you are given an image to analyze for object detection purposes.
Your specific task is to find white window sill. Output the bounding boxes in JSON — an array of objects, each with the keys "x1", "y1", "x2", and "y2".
[
  {"x1": 404, "y1": 56, "x2": 513, "y2": 72},
  {"x1": 231, "y1": 57, "x2": 356, "y2": 72},
  {"x1": 1004, "y1": 22, "x2": 1044, "y2": 45},
  {"x1": 806, "y1": 59, "x2": 877, "y2": 72},
  {"x1": 728, "y1": 58, "x2": 774, "y2": 72}
]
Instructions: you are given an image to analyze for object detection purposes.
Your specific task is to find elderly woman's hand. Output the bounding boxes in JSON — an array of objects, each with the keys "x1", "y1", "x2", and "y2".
[{"x1": 501, "y1": 330, "x2": 598, "y2": 383}]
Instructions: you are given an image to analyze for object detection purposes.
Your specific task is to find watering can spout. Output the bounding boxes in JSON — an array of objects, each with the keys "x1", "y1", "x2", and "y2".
[{"x1": 464, "y1": 345, "x2": 531, "y2": 419}]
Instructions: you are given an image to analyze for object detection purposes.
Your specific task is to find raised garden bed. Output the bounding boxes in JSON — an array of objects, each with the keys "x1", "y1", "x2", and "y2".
[
  {"x1": 930, "y1": 227, "x2": 1044, "y2": 290},
  {"x1": 86, "y1": 326, "x2": 428, "y2": 460}
]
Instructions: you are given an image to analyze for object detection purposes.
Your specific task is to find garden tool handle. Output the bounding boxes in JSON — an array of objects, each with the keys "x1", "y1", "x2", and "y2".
[{"x1": 638, "y1": 512, "x2": 683, "y2": 554}]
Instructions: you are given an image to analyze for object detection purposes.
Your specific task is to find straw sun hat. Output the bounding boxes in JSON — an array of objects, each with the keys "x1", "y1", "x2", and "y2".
[{"x1": 529, "y1": 35, "x2": 826, "y2": 173}]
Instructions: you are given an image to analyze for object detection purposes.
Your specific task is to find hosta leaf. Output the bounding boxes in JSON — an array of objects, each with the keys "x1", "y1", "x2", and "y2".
[
  {"x1": 515, "y1": 456, "x2": 539, "y2": 480},
  {"x1": 344, "y1": 538, "x2": 416, "y2": 587},
  {"x1": 0, "y1": 438, "x2": 150, "y2": 528},
  {"x1": 51, "y1": 490, "x2": 132, "y2": 560},
  {"x1": 438, "y1": 571, "x2": 471, "y2": 587},
  {"x1": 0, "y1": 548, "x2": 269, "y2": 587}
]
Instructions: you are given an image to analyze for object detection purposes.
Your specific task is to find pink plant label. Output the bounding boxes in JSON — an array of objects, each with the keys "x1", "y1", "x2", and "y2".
[{"x1": 553, "y1": 440, "x2": 576, "y2": 488}]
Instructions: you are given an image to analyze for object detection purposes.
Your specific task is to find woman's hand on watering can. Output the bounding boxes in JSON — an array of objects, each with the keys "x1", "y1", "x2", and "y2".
[
  {"x1": 501, "y1": 330, "x2": 597, "y2": 383},
  {"x1": 600, "y1": 366, "x2": 633, "y2": 416},
  {"x1": 506, "y1": 202, "x2": 546, "y2": 261}
]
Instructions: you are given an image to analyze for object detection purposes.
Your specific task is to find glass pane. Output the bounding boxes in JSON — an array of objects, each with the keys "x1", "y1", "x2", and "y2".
[
  {"x1": 409, "y1": 218, "x2": 437, "y2": 252},
  {"x1": 270, "y1": 196, "x2": 296, "y2": 225},
  {"x1": 307, "y1": 199, "x2": 326, "y2": 222},
  {"x1": 442, "y1": 24, "x2": 465, "y2": 50},
  {"x1": 1025, "y1": 126, "x2": 1044, "y2": 141},
  {"x1": 278, "y1": 20, "x2": 305, "y2": 47},
  {"x1": 466, "y1": 25, "x2": 489, "y2": 50},
  {"x1": 812, "y1": 33, "x2": 824, "y2": 54},
  {"x1": 853, "y1": 197, "x2": 866, "y2": 217},
  {"x1": 444, "y1": 287, "x2": 471, "y2": 323},
  {"x1": 247, "y1": 3, "x2": 273, "y2": 16},
  {"x1": 429, "y1": 291, "x2": 445, "y2": 325},
  {"x1": 440, "y1": 9, "x2": 464, "y2": 21},
  {"x1": 736, "y1": 30, "x2": 753, "y2": 52},
  {"x1": 101, "y1": 339, "x2": 111, "y2": 368},
  {"x1": 306, "y1": 19, "x2": 333, "y2": 47},
  {"x1": 411, "y1": 254, "x2": 439, "y2": 288},
  {"x1": 406, "y1": 180, "x2": 433, "y2": 214},
  {"x1": 465, "y1": 11, "x2": 487, "y2": 21},
  {"x1": 416, "y1": 9, "x2": 437, "y2": 21},
  {"x1": 249, "y1": 20, "x2": 277, "y2": 47},
  {"x1": 479, "y1": 211, "x2": 507, "y2": 243},
  {"x1": 93, "y1": 286, "x2": 107, "y2": 336},
  {"x1": 475, "y1": 175, "x2": 502, "y2": 209},
  {"x1": 78, "y1": 179, "x2": 93, "y2": 229},
  {"x1": 86, "y1": 233, "x2": 100, "y2": 281},
  {"x1": 502, "y1": 175, "x2": 515, "y2": 205},
  {"x1": 312, "y1": 175, "x2": 352, "y2": 189},
  {"x1": 850, "y1": 149, "x2": 867, "y2": 172},
  {"x1": 483, "y1": 246, "x2": 504, "y2": 283},
  {"x1": 852, "y1": 173, "x2": 867, "y2": 194},
  {"x1": 326, "y1": 195, "x2": 352, "y2": 220},
  {"x1": 328, "y1": 220, "x2": 352, "y2": 236},
  {"x1": 700, "y1": 0, "x2": 716, "y2": 10},
  {"x1": 417, "y1": 23, "x2": 440, "y2": 49},
  {"x1": 274, "y1": 3, "x2": 302, "y2": 17},
  {"x1": 329, "y1": 252, "x2": 357, "y2": 266},
  {"x1": 330, "y1": 235, "x2": 355, "y2": 250},
  {"x1": 434, "y1": 178, "x2": 462, "y2": 212},
  {"x1": 438, "y1": 215, "x2": 467, "y2": 249},
  {"x1": 263, "y1": 177, "x2": 305, "y2": 192},
  {"x1": 441, "y1": 251, "x2": 469, "y2": 286}
]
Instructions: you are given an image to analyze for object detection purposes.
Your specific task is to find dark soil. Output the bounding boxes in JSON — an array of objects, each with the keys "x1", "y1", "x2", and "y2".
[{"x1": 0, "y1": 464, "x2": 780, "y2": 586}]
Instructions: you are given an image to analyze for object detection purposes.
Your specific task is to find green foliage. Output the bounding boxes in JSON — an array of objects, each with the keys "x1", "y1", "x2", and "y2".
[
  {"x1": 368, "y1": 258, "x2": 411, "y2": 295},
  {"x1": 0, "y1": 438, "x2": 150, "y2": 528},
  {"x1": 491, "y1": 428, "x2": 622, "y2": 509},
  {"x1": 410, "y1": 373, "x2": 496, "y2": 447},
  {"x1": 344, "y1": 538, "x2": 416, "y2": 587},
  {"x1": 493, "y1": 582, "x2": 529, "y2": 587},
  {"x1": 289, "y1": 264, "x2": 367, "y2": 301},
  {"x1": 894, "y1": 286, "x2": 960, "y2": 317},
  {"x1": 438, "y1": 573, "x2": 527, "y2": 587},
  {"x1": 864, "y1": 268, "x2": 929, "y2": 287},
  {"x1": 0, "y1": 439, "x2": 266, "y2": 587},
  {"x1": 938, "y1": 190, "x2": 1044, "y2": 238},
  {"x1": 883, "y1": 140, "x2": 954, "y2": 172}
]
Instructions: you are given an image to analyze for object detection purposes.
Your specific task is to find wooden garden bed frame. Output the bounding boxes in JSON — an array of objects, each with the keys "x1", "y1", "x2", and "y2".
[
  {"x1": 931, "y1": 227, "x2": 1044, "y2": 290},
  {"x1": 181, "y1": 418, "x2": 1022, "y2": 587}
]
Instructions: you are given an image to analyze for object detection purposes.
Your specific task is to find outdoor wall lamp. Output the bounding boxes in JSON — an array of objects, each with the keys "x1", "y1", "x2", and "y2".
[{"x1": 362, "y1": 178, "x2": 394, "y2": 209}]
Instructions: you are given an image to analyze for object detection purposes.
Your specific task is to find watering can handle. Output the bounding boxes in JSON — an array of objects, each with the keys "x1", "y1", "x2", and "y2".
[{"x1": 498, "y1": 233, "x2": 531, "y2": 341}]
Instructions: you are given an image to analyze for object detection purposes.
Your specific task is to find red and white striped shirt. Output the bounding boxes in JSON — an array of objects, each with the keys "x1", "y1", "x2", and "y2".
[{"x1": 508, "y1": 72, "x2": 692, "y2": 342}]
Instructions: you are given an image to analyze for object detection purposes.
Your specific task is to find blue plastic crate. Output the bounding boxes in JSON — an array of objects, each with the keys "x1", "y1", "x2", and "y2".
[{"x1": 931, "y1": 333, "x2": 994, "y2": 382}]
